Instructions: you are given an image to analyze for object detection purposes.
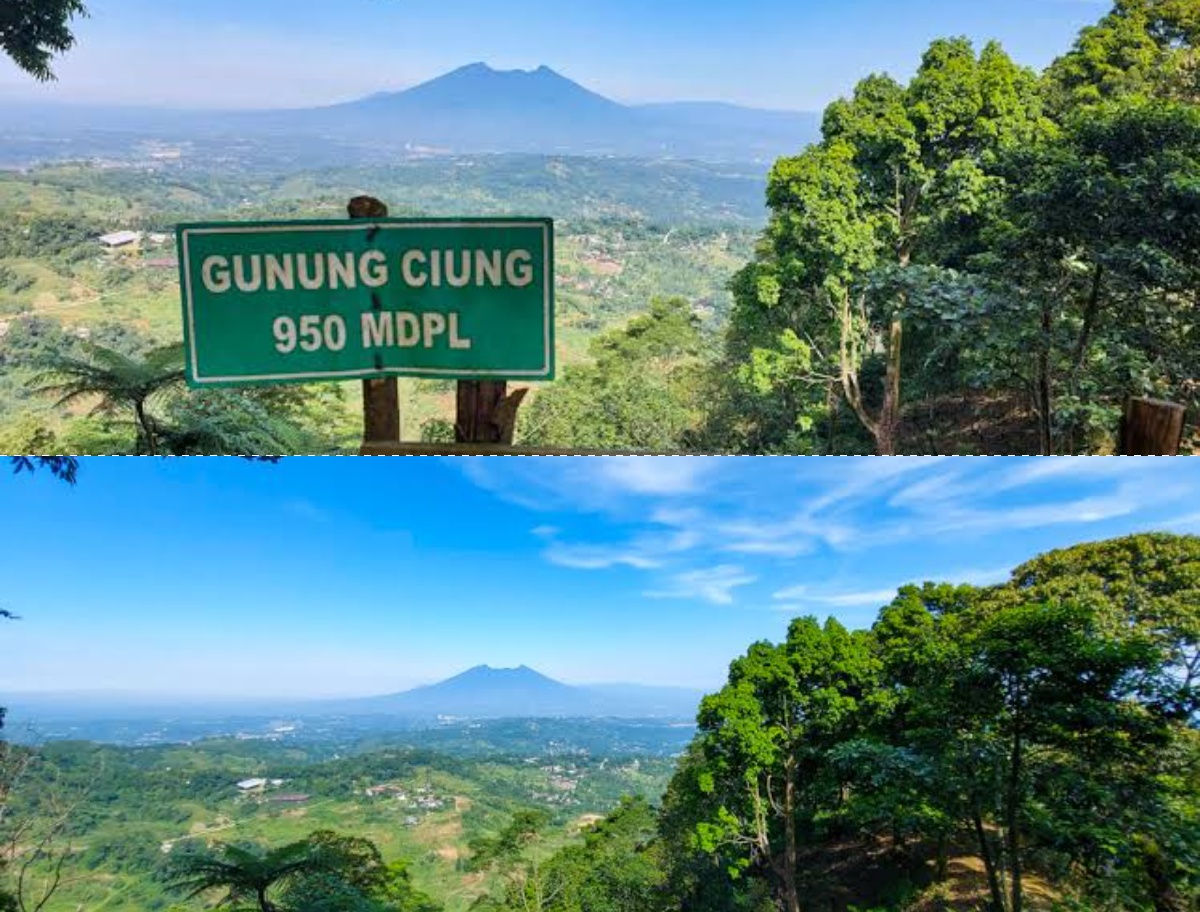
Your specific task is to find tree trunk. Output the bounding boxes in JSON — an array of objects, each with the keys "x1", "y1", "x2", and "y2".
[
  {"x1": 934, "y1": 832, "x2": 949, "y2": 883},
  {"x1": 256, "y1": 887, "x2": 275, "y2": 912},
  {"x1": 973, "y1": 807, "x2": 1006, "y2": 912},
  {"x1": 1066, "y1": 265, "x2": 1104, "y2": 452},
  {"x1": 782, "y1": 769, "x2": 801, "y2": 912},
  {"x1": 878, "y1": 317, "x2": 904, "y2": 455},
  {"x1": 825, "y1": 382, "x2": 840, "y2": 455},
  {"x1": 134, "y1": 400, "x2": 156, "y2": 456},
  {"x1": 1007, "y1": 719, "x2": 1024, "y2": 912},
  {"x1": 1036, "y1": 301, "x2": 1053, "y2": 456},
  {"x1": 1071, "y1": 265, "x2": 1104, "y2": 379}
]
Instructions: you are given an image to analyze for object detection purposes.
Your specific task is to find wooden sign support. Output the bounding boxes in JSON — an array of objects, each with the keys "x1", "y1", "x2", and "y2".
[
  {"x1": 349, "y1": 196, "x2": 402, "y2": 446},
  {"x1": 456, "y1": 381, "x2": 529, "y2": 445},
  {"x1": 1119, "y1": 397, "x2": 1187, "y2": 455},
  {"x1": 346, "y1": 194, "x2": 538, "y2": 451}
]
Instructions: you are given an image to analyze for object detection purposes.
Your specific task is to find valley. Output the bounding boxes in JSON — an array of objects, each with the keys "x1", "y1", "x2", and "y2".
[
  {"x1": 2, "y1": 668, "x2": 696, "y2": 911},
  {"x1": 5, "y1": 730, "x2": 681, "y2": 912}
]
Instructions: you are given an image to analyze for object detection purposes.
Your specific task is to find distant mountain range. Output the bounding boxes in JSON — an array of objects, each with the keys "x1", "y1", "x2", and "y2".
[
  {"x1": 0, "y1": 63, "x2": 821, "y2": 164},
  {"x1": 6, "y1": 666, "x2": 704, "y2": 724},
  {"x1": 332, "y1": 665, "x2": 703, "y2": 720}
]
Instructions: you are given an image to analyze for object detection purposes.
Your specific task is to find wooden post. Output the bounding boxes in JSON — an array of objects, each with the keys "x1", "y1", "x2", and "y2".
[
  {"x1": 456, "y1": 381, "x2": 529, "y2": 445},
  {"x1": 1119, "y1": 397, "x2": 1186, "y2": 455},
  {"x1": 349, "y1": 196, "x2": 401, "y2": 445}
]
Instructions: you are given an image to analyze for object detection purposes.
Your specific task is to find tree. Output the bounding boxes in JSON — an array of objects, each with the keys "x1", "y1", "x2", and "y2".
[
  {"x1": 467, "y1": 809, "x2": 551, "y2": 874},
  {"x1": 169, "y1": 841, "x2": 324, "y2": 912},
  {"x1": 979, "y1": 99, "x2": 1200, "y2": 452},
  {"x1": 36, "y1": 342, "x2": 185, "y2": 455},
  {"x1": 0, "y1": 0, "x2": 86, "y2": 81},
  {"x1": 520, "y1": 298, "x2": 709, "y2": 451},
  {"x1": 0, "y1": 745, "x2": 94, "y2": 912},
  {"x1": 683, "y1": 618, "x2": 881, "y2": 912},
  {"x1": 1045, "y1": 0, "x2": 1200, "y2": 111},
  {"x1": 870, "y1": 535, "x2": 1200, "y2": 912},
  {"x1": 725, "y1": 38, "x2": 1047, "y2": 454},
  {"x1": 167, "y1": 831, "x2": 431, "y2": 912},
  {"x1": 476, "y1": 798, "x2": 667, "y2": 912}
]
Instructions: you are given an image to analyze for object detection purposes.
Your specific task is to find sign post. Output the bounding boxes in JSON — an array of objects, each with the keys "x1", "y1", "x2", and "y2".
[
  {"x1": 176, "y1": 210, "x2": 554, "y2": 450},
  {"x1": 348, "y1": 196, "x2": 401, "y2": 445}
]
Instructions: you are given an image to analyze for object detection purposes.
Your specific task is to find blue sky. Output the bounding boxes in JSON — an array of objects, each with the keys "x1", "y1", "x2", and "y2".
[
  {"x1": 0, "y1": 0, "x2": 1108, "y2": 110},
  {"x1": 1, "y1": 457, "x2": 1197, "y2": 700}
]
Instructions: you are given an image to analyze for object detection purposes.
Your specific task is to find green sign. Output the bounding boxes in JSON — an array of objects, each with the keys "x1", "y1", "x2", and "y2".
[{"x1": 177, "y1": 218, "x2": 554, "y2": 387}]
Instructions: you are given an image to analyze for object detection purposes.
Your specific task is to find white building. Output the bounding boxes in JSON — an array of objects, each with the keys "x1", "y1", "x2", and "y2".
[
  {"x1": 98, "y1": 231, "x2": 141, "y2": 249},
  {"x1": 236, "y1": 778, "x2": 267, "y2": 791}
]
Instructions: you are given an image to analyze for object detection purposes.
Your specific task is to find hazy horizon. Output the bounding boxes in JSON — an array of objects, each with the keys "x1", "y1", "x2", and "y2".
[{"x1": 0, "y1": 0, "x2": 1103, "y2": 111}]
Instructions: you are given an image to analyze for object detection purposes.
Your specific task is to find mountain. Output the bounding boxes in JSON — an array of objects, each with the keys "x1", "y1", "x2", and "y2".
[
  {"x1": 341, "y1": 665, "x2": 702, "y2": 720},
  {"x1": 0, "y1": 63, "x2": 821, "y2": 165},
  {"x1": 288, "y1": 64, "x2": 820, "y2": 160}
]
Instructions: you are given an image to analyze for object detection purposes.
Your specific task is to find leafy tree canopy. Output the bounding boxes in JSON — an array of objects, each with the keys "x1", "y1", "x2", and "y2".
[{"x1": 0, "y1": 0, "x2": 86, "y2": 81}]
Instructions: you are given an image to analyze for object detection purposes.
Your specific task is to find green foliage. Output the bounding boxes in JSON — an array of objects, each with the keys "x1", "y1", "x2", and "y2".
[
  {"x1": 1045, "y1": 0, "x2": 1200, "y2": 111},
  {"x1": 476, "y1": 797, "x2": 667, "y2": 912},
  {"x1": 35, "y1": 340, "x2": 185, "y2": 454},
  {"x1": 716, "y1": 37, "x2": 1049, "y2": 454},
  {"x1": 167, "y1": 830, "x2": 440, "y2": 912},
  {"x1": 0, "y1": 0, "x2": 86, "y2": 81},
  {"x1": 663, "y1": 533, "x2": 1200, "y2": 912},
  {"x1": 466, "y1": 809, "x2": 551, "y2": 873},
  {"x1": 520, "y1": 298, "x2": 710, "y2": 451}
]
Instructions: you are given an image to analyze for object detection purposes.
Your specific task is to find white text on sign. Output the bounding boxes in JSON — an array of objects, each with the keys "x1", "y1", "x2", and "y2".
[{"x1": 201, "y1": 249, "x2": 536, "y2": 295}]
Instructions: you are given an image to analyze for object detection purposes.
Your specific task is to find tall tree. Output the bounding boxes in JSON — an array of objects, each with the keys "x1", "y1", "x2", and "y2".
[
  {"x1": 1045, "y1": 0, "x2": 1200, "y2": 111},
  {"x1": 683, "y1": 618, "x2": 880, "y2": 912},
  {"x1": 980, "y1": 98, "x2": 1200, "y2": 452},
  {"x1": 725, "y1": 38, "x2": 1047, "y2": 454}
]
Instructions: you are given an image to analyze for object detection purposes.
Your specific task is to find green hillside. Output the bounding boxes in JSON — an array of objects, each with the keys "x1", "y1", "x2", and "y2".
[
  {"x1": 4, "y1": 737, "x2": 676, "y2": 912},
  {"x1": 0, "y1": 159, "x2": 758, "y2": 453}
]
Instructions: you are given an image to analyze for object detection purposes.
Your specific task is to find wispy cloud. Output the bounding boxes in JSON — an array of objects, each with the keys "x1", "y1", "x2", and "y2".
[
  {"x1": 596, "y1": 457, "x2": 716, "y2": 496},
  {"x1": 646, "y1": 565, "x2": 757, "y2": 606},
  {"x1": 773, "y1": 586, "x2": 899, "y2": 608},
  {"x1": 456, "y1": 457, "x2": 1197, "y2": 614},
  {"x1": 772, "y1": 564, "x2": 1015, "y2": 613},
  {"x1": 538, "y1": 523, "x2": 699, "y2": 571},
  {"x1": 450, "y1": 457, "x2": 720, "y2": 513}
]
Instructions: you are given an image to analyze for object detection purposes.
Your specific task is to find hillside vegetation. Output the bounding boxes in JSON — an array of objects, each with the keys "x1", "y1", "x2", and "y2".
[{"x1": 0, "y1": 157, "x2": 756, "y2": 453}]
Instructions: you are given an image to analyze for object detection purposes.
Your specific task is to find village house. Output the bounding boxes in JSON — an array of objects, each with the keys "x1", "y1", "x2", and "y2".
[{"x1": 98, "y1": 230, "x2": 142, "y2": 250}]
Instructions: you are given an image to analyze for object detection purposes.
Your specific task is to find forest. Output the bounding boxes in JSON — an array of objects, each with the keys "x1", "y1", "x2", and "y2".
[
  {"x1": 1, "y1": 0, "x2": 1198, "y2": 454},
  {"x1": 1, "y1": 531, "x2": 1197, "y2": 912}
]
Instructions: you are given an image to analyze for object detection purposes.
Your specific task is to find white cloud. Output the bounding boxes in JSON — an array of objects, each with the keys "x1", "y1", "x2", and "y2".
[
  {"x1": 544, "y1": 544, "x2": 664, "y2": 571},
  {"x1": 1166, "y1": 512, "x2": 1200, "y2": 531},
  {"x1": 773, "y1": 586, "x2": 898, "y2": 609},
  {"x1": 596, "y1": 457, "x2": 717, "y2": 496},
  {"x1": 646, "y1": 565, "x2": 757, "y2": 606},
  {"x1": 537, "y1": 522, "x2": 700, "y2": 572}
]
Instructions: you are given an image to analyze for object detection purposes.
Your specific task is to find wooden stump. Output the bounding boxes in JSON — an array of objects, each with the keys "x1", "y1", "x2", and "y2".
[
  {"x1": 456, "y1": 382, "x2": 529, "y2": 445},
  {"x1": 349, "y1": 196, "x2": 401, "y2": 445},
  {"x1": 1119, "y1": 398, "x2": 1186, "y2": 455}
]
